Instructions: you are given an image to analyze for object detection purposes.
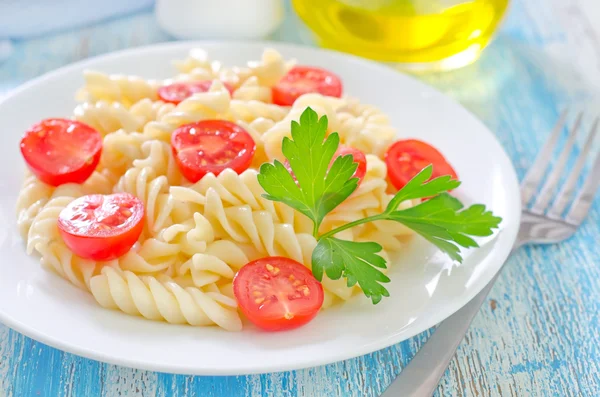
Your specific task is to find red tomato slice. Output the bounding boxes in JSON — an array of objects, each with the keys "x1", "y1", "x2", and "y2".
[
  {"x1": 385, "y1": 139, "x2": 458, "y2": 191},
  {"x1": 284, "y1": 146, "x2": 367, "y2": 186},
  {"x1": 57, "y1": 193, "x2": 144, "y2": 261},
  {"x1": 158, "y1": 81, "x2": 235, "y2": 104},
  {"x1": 233, "y1": 257, "x2": 324, "y2": 331},
  {"x1": 171, "y1": 120, "x2": 256, "y2": 182},
  {"x1": 272, "y1": 66, "x2": 343, "y2": 106},
  {"x1": 20, "y1": 118, "x2": 102, "y2": 186}
]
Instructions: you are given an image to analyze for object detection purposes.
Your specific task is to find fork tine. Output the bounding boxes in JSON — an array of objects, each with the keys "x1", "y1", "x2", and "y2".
[
  {"x1": 521, "y1": 110, "x2": 569, "y2": 204},
  {"x1": 531, "y1": 112, "x2": 584, "y2": 214},
  {"x1": 548, "y1": 118, "x2": 599, "y2": 218},
  {"x1": 565, "y1": 149, "x2": 600, "y2": 225}
]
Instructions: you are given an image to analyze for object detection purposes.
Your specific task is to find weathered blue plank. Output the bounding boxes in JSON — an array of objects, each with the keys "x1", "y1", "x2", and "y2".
[{"x1": 1, "y1": 1, "x2": 599, "y2": 396}]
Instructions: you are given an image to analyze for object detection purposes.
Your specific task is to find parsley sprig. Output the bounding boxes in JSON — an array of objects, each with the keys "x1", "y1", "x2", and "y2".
[{"x1": 258, "y1": 107, "x2": 502, "y2": 304}]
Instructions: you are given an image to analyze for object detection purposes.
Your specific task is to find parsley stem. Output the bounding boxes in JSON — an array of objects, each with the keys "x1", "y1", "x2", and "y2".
[
  {"x1": 318, "y1": 214, "x2": 388, "y2": 240},
  {"x1": 313, "y1": 222, "x2": 319, "y2": 238}
]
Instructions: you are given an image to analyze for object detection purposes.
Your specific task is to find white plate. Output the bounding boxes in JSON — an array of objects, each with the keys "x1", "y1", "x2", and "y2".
[{"x1": 0, "y1": 41, "x2": 521, "y2": 375}]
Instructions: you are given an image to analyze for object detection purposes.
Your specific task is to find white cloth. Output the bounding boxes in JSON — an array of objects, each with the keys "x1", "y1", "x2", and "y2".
[
  {"x1": 0, "y1": 40, "x2": 12, "y2": 63},
  {"x1": 0, "y1": 0, "x2": 154, "y2": 62}
]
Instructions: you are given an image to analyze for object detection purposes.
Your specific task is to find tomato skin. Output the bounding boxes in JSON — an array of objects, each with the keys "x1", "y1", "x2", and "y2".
[
  {"x1": 272, "y1": 66, "x2": 343, "y2": 106},
  {"x1": 385, "y1": 139, "x2": 458, "y2": 191},
  {"x1": 20, "y1": 118, "x2": 102, "y2": 186},
  {"x1": 57, "y1": 193, "x2": 144, "y2": 261},
  {"x1": 171, "y1": 120, "x2": 256, "y2": 182},
  {"x1": 158, "y1": 80, "x2": 234, "y2": 104},
  {"x1": 233, "y1": 257, "x2": 324, "y2": 331}
]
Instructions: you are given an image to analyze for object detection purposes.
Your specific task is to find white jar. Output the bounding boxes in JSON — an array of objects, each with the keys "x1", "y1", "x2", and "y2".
[{"x1": 155, "y1": 0, "x2": 284, "y2": 40}]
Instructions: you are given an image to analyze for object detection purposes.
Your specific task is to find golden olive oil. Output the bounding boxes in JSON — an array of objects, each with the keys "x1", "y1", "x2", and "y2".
[{"x1": 292, "y1": 0, "x2": 510, "y2": 71}]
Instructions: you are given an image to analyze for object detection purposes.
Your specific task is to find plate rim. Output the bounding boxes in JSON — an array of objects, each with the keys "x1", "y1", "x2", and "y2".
[{"x1": 0, "y1": 39, "x2": 521, "y2": 375}]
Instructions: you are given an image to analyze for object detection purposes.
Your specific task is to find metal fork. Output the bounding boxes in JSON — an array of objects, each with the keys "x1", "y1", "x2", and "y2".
[{"x1": 381, "y1": 112, "x2": 600, "y2": 397}]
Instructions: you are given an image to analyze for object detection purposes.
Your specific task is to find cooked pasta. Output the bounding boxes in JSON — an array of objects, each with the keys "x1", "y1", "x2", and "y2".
[
  {"x1": 77, "y1": 70, "x2": 162, "y2": 106},
  {"x1": 18, "y1": 48, "x2": 416, "y2": 331},
  {"x1": 89, "y1": 266, "x2": 242, "y2": 331},
  {"x1": 336, "y1": 97, "x2": 397, "y2": 157},
  {"x1": 114, "y1": 166, "x2": 173, "y2": 233},
  {"x1": 142, "y1": 80, "x2": 231, "y2": 142},
  {"x1": 232, "y1": 76, "x2": 272, "y2": 103},
  {"x1": 16, "y1": 173, "x2": 54, "y2": 239},
  {"x1": 217, "y1": 48, "x2": 295, "y2": 90},
  {"x1": 73, "y1": 101, "x2": 145, "y2": 136},
  {"x1": 99, "y1": 130, "x2": 149, "y2": 176},
  {"x1": 173, "y1": 48, "x2": 215, "y2": 75}
]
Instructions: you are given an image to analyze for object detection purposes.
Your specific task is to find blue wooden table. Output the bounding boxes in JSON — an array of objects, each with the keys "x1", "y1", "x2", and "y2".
[{"x1": 1, "y1": 1, "x2": 599, "y2": 396}]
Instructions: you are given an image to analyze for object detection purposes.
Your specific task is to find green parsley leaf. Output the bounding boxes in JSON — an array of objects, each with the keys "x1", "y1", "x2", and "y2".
[
  {"x1": 258, "y1": 107, "x2": 359, "y2": 231},
  {"x1": 385, "y1": 165, "x2": 461, "y2": 212},
  {"x1": 257, "y1": 160, "x2": 313, "y2": 221},
  {"x1": 312, "y1": 237, "x2": 390, "y2": 304},
  {"x1": 388, "y1": 193, "x2": 502, "y2": 261}
]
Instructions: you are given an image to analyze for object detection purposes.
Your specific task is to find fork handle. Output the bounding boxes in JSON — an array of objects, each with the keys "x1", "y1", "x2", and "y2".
[{"x1": 380, "y1": 270, "x2": 502, "y2": 397}]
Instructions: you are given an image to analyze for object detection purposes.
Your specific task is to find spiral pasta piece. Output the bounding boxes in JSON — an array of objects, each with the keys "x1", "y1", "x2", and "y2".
[
  {"x1": 129, "y1": 98, "x2": 176, "y2": 126},
  {"x1": 90, "y1": 266, "x2": 242, "y2": 331},
  {"x1": 78, "y1": 70, "x2": 161, "y2": 106},
  {"x1": 26, "y1": 196, "x2": 74, "y2": 256},
  {"x1": 16, "y1": 173, "x2": 54, "y2": 239},
  {"x1": 169, "y1": 168, "x2": 313, "y2": 233},
  {"x1": 117, "y1": 238, "x2": 182, "y2": 274},
  {"x1": 73, "y1": 101, "x2": 145, "y2": 136},
  {"x1": 228, "y1": 100, "x2": 289, "y2": 123},
  {"x1": 238, "y1": 117, "x2": 277, "y2": 167},
  {"x1": 175, "y1": 240, "x2": 249, "y2": 287},
  {"x1": 38, "y1": 240, "x2": 100, "y2": 291},
  {"x1": 202, "y1": 188, "x2": 316, "y2": 264},
  {"x1": 159, "y1": 212, "x2": 215, "y2": 256},
  {"x1": 100, "y1": 130, "x2": 150, "y2": 176},
  {"x1": 114, "y1": 166, "x2": 173, "y2": 233},
  {"x1": 336, "y1": 97, "x2": 396, "y2": 157},
  {"x1": 232, "y1": 76, "x2": 272, "y2": 103},
  {"x1": 174, "y1": 48, "x2": 294, "y2": 90},
  {"x1": 220, "y1": 48, "x2": 295, "y2": 88},
  {"x1": 173, "y1": 48, "x2": 215, "y2": 74},
  {"x1": 133, "y1": 140, "x2": 183, "y2": 186}
]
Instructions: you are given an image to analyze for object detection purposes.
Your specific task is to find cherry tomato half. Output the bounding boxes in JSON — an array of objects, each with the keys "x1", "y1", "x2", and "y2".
[
  {"x1": 20, "y1": 118, "x2": 102, "y2": 186},
  {"x1": 57, "y1": 193, "x2": 144, "y2": 261},
  {"x1": 272, "y1": 66, "x2": 343, "y2": 106},
  {"x1": 158, "y1": 80, "x2": 235, "y2": 104},
  {"x1": 233, "y1": 257, "x2": 324, "y2": 331},
  {"x1": 284, "y1": 146, "x2": 367, "y2": 186},
  {"x1": 385, "y1": 139, "x2": 458, "y2": 191},
  {"x1": 171, "y1": 120, "x2": 256, "y2": 182}
]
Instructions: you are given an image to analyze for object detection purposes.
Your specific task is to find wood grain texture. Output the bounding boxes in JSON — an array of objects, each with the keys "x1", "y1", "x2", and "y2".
[{"x1": 1, "y1": 1, "x2": 599, "y2": 396}]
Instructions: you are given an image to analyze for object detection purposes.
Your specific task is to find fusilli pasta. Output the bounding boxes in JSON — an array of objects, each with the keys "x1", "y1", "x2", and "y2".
[
  {"x1": 78, "y1": 70, "x2": 162, "y2": 106},
  {"x1": 142, "y1": 80, "x2": 231, "y2": 142},
  {"x1": 90, "y1": 266, "x2": 242, "y2": 331},
  {"x1": 19, "y1": 48, "x2": 416, "y2": 332}
]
